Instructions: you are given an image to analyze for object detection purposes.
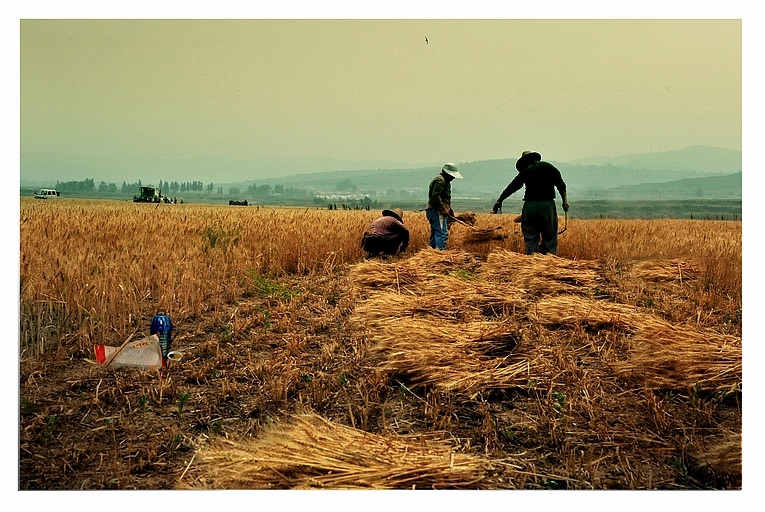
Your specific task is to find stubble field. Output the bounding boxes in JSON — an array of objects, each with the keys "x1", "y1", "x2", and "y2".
[{"x1": 19, "y1": 198, "x2": 742, "y2": 491}]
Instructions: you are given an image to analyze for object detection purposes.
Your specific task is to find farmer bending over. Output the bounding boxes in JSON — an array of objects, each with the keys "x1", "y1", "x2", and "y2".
[{"x1": 361, "y1": 208, "x2": 409, "y2": 258}]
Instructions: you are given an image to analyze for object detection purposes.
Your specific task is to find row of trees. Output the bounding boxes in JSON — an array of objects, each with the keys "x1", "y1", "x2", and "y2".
[
  {"x1": 55, "y1": 178, "x2": 96, "y2": 192},
  {"x1": 157, "y1": 180, "x2": 209, "y2": 194},
  {"x1": 51, "y1": 178, "x2": 316, "y2": 200},
  {"x1": 53, "y1": 178, "x2": 423, "y2": 200},
  {"x1": 54, "y1": 179, "x2": 209, "y2": 195}
]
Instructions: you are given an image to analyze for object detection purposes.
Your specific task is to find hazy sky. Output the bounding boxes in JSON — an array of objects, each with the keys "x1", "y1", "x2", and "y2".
[{"x1": 17, "y1": 10, "x2": 747, "y2": 183}]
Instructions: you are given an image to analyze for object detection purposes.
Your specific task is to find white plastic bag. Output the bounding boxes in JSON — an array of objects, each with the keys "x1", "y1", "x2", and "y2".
[{"x1": 94, "y1": 334, "x2": 164, "y2": 369}]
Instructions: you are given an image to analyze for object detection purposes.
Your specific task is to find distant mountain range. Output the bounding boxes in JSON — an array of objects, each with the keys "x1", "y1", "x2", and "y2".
[
  {"x1": 591, "y1": 172, "x2": 741, "y2": 200},
  {"x1": 245, "y1": 145, "x2": 742, "y2": 199},
  {"x1": 566, "y1": 145, "x2": 741, "y2": 173}
]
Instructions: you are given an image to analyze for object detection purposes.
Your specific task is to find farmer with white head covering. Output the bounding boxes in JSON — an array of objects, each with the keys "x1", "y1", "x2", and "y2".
[
  {"x1": 426, "y1": 163, "x2": 462, "y2": 250},
  {"x1": 492, "y1": 151, "x2": 569, "y2": 255}
]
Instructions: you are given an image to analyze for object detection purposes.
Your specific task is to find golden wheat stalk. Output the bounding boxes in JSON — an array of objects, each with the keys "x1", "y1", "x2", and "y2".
[
  {"x1": 630, "y1": 259, "x2": 701, "y2": 282},
  {"x1": 529, "y1": 295, "x2": 741, "y2": 392},
  {"x1": 615, "y1": 321, "x2": 742, "y2": 392},
  {"x1": 481, "y1": 249, "x2": 603, "y2": 294},
  {"x1": 360, "y1": 316, "x2": 530, "y2": 395},
  {"x1": 182, "y1": 413, "x2": 504, "y2": 489}
]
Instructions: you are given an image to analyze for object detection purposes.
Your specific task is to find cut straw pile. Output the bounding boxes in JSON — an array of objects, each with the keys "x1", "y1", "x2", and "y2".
[
  {"x1": 349, "y1": 249, "x2": 481, "y2": 292},
  {"x1": 463, "y1": 227, "x2": 507, "y2": 244},
  {"x1": 361, "y1": 316, "x2": 531, "y2": 394},
  {"x1": 612, "y1": 321, "x2": 742, "y2": 393},
  {"x1": 630, "y1": 259, "x2": 700, "y2": 283},
  {"x1": 184, "y1": 248, "x2": 740, "y2": 489},
  {"x1": 455, "y1": 212, "x2": 477, "y2": 225},
  {"x1": 182, "y1": 413, "x2": 506, "y2": 489},
  {"x1": 351, "y1": 249, "x2": 740, "y2": 394},
  {"x1": 693, "y1": 432, "x2": 742, "y2": 477},
  {"x1": 528, "y1": 295, "x2": 644, "y2": 330},
  {"x1": 529, "y1": 295, "x2": 741, "y2": 392},
  {"x1": 452, "y1": 212, "x2": 507, "y2": 244},
  {"x1": 481, "y1": 249, "x2": 602, "y2": 294},
  {"x1": 352, "y1": 276, "x2": 527, "y2": 322}
]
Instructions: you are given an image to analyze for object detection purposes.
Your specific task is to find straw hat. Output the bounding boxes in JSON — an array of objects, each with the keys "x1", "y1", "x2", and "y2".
[
  {"x1": 382, "y1": 208, "x2": 404, "y2": 223},
  {"x1": 441, "y1": 162, "x2": 463, "y2": 179},
  {"x1": 515, "y1": 150, "x2": 542, "y2": 171}
]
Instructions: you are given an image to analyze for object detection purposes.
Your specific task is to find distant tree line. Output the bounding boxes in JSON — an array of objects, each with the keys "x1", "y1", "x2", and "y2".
[
  {"x1": 321, "y1": 195, "x2": 375, "y2": 209},
  {"x1": 56, "y1": 179, "x2": 219, "y2": 195},
  {"x1": 56, "y1": 178, "x2": 96, "y2": 193},
  {"x1": 48, "y1": 178, "x2": 313, "y2": 201},
  {"x1": 156, "y1": 180, "x2": 208, "y2": 194}
]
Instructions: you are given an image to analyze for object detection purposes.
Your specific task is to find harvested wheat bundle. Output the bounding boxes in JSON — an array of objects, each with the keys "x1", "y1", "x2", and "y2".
[
  {"x1": 363, "y1": 317, "x2": 540, "y2": 395},
  {"x1": 351, "y1": 278, "x2": 527, "y2": 324},
  {"x1": 183, "y1": 413, "x2": 507, "y2": 489},
  {"x1": 692, "y1": 432, "x2": 741, "y2": 479},
  {"x1": 406, "y1": 248, "x2": 483, "y2": 274},
  {"x1": 463, "y1": 227, "x2": 507, "y2": 244},
  {"x1": 349, "y1": 248, "x2": 482, "y2": 292},
  {"x1": 612, "y1": 321, "x2": 741, "y2": 393},
  {"x1": 416, "y1": 276, "x2": 527, "y2": 315},
  {"x1": 631, "y1": 259, "x2": 700, "y2": 283},
  {"x1": 455, "y1": 211, "x2": 477, "y2": 225},
  {"x1": 528, "y1": 294, "x2": 742, "y2": 392},
  {"x1": 529, "y1": 295, "x2": 643, "y2": 331},
  {"x1": 482, "y1": 249, "x2": 602, "y2": 294},
  {"x1": 349, "y1": 258, "x2": 422, "y2": 291}
]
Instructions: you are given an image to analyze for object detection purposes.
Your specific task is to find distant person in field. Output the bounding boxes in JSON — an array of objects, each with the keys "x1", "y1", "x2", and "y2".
[
  {"x1": 491, "y1": 150, "x2": 569, "y2": 255},
  {"x1": 426, "y1": 163, "x2": 462, "y2": 250},
  {"x1": 361, "y1": 208, "x2": 409, "y2": 258}
]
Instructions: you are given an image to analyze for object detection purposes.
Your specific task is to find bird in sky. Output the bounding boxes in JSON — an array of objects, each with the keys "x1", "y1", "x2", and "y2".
[{"x1": 425, "y1": 36, "x2": 428, "y2": 44}]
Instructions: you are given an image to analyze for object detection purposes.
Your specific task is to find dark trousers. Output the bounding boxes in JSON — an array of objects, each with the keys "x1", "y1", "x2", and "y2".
[
  {"x1": 521, "y1": 200, "x2": 558, "y2": 255},
  {"x1": 361, "y1": 233, "x2": 406, "y2": 257}
]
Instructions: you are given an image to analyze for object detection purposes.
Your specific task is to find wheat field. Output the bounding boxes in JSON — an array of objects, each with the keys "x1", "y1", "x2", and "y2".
[
  {"x1": 19, "y1": 198, "x2": 741, "y2": 357},
  {"x1": 19, "y1": 198, "x2": 742, "y2": 490}
]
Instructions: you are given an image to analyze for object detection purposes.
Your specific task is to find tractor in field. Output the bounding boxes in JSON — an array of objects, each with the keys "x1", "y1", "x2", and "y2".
[{"x1": 133, "y1": 186, "x2": 162, "y2": 203}]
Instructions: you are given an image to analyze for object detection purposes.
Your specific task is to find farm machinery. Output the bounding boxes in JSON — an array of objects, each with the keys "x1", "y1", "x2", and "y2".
[
  {"x1": 133, "y1": 186, "x2": 179, "y2": 203},
  {"x1": 133, "y1": 186, "x2": 162, "y2": 203}
]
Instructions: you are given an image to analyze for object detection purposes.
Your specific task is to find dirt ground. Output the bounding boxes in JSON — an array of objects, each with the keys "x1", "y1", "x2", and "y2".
[{"x1": 19, "y1": 254, "x2": 742, "y2": 491}]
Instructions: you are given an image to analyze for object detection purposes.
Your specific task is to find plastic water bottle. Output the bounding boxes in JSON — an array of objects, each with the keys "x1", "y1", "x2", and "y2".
[{"x1": 150, "y1": 312, "x2": 173, "y2": 359}]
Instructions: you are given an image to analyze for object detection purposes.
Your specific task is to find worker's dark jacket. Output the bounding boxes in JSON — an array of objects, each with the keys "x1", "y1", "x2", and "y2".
[
  {"x1": 497, "y1": 161, "x2": 567, "y2": 203},
  {"x1": 361, "y1": 216, "x2": 409, "y2": 256},
  {"x1": 426, "y1": 174, "x2": 452, "y2": 214}
]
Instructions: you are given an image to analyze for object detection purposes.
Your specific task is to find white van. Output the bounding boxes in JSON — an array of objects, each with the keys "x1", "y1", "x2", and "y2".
[{"x1": 34, "y1": 189, "x2": 60, "y2": 199}]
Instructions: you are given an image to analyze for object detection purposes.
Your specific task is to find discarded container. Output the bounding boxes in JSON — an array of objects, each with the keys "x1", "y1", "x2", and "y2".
[
  {"x1": 94, "y1": 334, "x2": 163, "y2": 369},
  {"x1": 150, "y1": 312, "x2": 174, "y2": 359},
  {"x1": 166, "y1": 351, "x2": 184, "y2": 365}
]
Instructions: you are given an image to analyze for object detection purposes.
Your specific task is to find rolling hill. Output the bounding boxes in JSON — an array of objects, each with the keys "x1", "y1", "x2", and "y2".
[{"x1": 247, "y1": 146, "x2": 742, "y2": 200}]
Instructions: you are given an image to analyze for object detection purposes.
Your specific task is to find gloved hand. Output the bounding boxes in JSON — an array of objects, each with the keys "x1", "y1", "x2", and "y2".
[{"x1": 491, "y1": 201, "x2": 502, "y2": 214}]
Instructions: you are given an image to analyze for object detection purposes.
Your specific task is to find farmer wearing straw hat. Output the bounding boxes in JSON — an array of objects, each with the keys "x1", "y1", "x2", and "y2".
[
  {"x1": 491, "y1": 151, "x2": 569, "y2": 255},
  {"x1": 426, "y1": 163, "x2": 463, "y2": 250},
  {"x1": 361, "y1": 208, "x2": 410, "y2": 258}
]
